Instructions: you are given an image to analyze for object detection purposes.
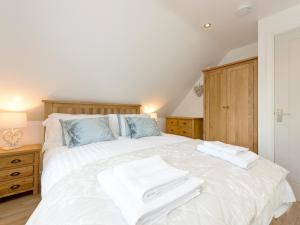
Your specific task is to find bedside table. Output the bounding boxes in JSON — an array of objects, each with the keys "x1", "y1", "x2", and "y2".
[
  {"x1": 166, "y1": 117, "x2": 203, "y2": 139},
  {"x1": 0, "y1": 144, "x2": 41, "y2": 198}
]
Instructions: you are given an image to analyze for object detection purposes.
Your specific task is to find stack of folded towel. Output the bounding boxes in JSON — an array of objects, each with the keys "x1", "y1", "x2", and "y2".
[
  {"x1": 197, "y1": 141, "x2": 259, "y2": 169},
  {"x1": 97, "y1": 156, "x2": 203, "y2": 225}
]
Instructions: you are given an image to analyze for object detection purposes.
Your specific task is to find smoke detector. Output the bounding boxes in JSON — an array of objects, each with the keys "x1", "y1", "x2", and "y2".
[{"x1": 236, "y1": 3, "x2": 253, "y2": 16}]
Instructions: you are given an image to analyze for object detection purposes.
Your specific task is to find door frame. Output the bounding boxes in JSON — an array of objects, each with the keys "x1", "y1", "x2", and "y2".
[{"x1": 258, "y1": 5, "x2": 300, "y2": 161}]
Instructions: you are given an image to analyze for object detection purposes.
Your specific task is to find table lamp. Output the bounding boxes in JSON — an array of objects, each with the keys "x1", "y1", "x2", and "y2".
[{"x1": 0, "y1": 112, "x2": 27, "y2": 150}]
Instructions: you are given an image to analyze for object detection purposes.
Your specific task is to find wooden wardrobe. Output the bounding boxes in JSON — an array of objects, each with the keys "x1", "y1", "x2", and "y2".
[{"x1": 203, "y1": 57, "x2": 258, "y2": 153}]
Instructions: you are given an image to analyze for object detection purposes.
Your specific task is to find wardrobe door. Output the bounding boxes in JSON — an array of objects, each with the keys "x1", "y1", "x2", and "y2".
[
  {"x1": 226, "y1": 61, "x2": 257, "y2": 152},
  {"x1": 204, "y1": 68, "x2": 228, "y2": 142}
]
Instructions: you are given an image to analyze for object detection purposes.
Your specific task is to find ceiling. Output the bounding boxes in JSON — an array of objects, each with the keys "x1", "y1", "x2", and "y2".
[
  {"x1": 0, "y1": 0, "x2": 299, "y2": 120},
  {"x1": 158, "y1": 0, "x2": 300, "y2": 51}
]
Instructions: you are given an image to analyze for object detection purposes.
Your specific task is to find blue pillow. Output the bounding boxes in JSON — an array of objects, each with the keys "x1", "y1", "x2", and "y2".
[
  {"x1": 60, "y1": 117, "x2": 115, "y2": 148},
  {"x1": 126, "y1": 117, "x2": 161, "y2": 139}
]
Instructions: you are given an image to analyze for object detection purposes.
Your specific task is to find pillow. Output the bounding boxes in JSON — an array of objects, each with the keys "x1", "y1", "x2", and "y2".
[
  {"x1": 43, "y1": 113, "x2": 88, "y2": 151},
  {"x1": 118, "y1": 114, "x2": 150, "y2": 136},
  {"x1": 126, "y1": 117, "x2": 161, "y2": 139},
  {"x1": 107, "y1": 114, "x2": 120, "y2": 138},
  {"x1": 47, "y1": 114, "x2": 119, "y2": 137},
  {"x1": 48, "y1": 113, "x2": 103, "y2": 119},
  {"x1": 60, "y1": 117, "x2": 115, "y2": 148},
  {"x1": 43, "y1": 114, "x2": 107, "y2": 150},
  {"x1": 43, "y1": 118, "x2": 66, "y2": 150},
  {"x1": 48, "y1": 113, "x2": 83, "y2": 118}
]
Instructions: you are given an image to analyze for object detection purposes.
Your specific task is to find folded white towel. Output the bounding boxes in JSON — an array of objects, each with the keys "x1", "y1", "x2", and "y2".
[
  {"x1": 197, "y1": 145, "x2": 259, "y2": 169},
  {"x1": 203, "y1": 141, "x2": 249, "y2": 155},
  {"x1": 98, "y1": 169, "x2": 203, "y2": 225},
  {"x1": 113, "y1": 156, "x2": 189, "y2": 202}
]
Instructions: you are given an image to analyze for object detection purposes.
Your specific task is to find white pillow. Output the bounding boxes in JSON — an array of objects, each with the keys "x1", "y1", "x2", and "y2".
[
  {"x1": 43, "y1": 113, "x2": 123, "y2": 150},
  {"x1": 43, "y1": 114, "x2": 107, "y2": 151},
  {"x1": 107, "y1": 114, "x2": 120, "y2": 138},
  {"x1": 48, "y1": 113, "x2": 81, "y2": 118},
  {"x1": 48, "y1": 113, "x2": 102, "y2": 119},
  {"x1": 43, "y1": 118, "x2": 66, "y2": 150},
  {"x1": 118, "y1": 114, "x2": 150, "y2": 136}
]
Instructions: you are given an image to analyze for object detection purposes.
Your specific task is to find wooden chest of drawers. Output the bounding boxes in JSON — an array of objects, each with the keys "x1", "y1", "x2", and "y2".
[
  {"x1": 166, "y1": 117, "x2": 203, "y2": 139},
  {"x1": 0, "y1": 145, "x2": 41, "y2": 198}
]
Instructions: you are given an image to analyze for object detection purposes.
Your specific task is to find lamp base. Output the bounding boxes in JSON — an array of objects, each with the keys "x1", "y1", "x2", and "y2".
[
  {"x1": 1, "y1": 128, "x2": 23, "y2": 150},
  {"x1": 1, "y1": 145, "x2": 22, "y2": 150}
]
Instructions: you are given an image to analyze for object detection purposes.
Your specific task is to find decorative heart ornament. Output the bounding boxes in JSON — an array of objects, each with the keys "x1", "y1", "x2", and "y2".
[
  {"x1": 194, "y1": 84, "x2": 204, "y2": 97},
  {"x1": 2, "y1": 129, "x2": 23, "y2": 147}
]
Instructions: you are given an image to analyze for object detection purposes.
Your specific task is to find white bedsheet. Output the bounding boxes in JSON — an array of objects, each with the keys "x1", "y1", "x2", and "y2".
[
  {"x1": 42, "y1": 133, "x2": 190, "y2": 197},
  {"x1": 29, "y1": 140, "x2": 295, "y2": 225}
]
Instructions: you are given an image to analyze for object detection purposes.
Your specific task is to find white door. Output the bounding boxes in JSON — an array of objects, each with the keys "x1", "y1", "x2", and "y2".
[{"x1": 275, "y1": 27, "x2": 300, "y2": 200}]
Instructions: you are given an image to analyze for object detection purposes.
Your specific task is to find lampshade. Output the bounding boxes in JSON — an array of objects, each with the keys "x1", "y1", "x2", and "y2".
[{"x1": 0, "y1": 112, "x2": 27, "y2": 129}]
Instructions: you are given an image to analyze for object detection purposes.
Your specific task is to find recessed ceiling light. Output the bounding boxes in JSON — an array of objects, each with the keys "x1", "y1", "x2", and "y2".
[{"x1": 203, "y1": 23, "x2": 212, "y2": 29}]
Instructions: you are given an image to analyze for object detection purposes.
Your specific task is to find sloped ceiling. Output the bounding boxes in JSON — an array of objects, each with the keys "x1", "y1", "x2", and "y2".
[
  {"x1": 159, "y1": 0, "x2": 300, "y2": 51},
  {"x1": 0, "y1": 0, "x2": 299, "y2": 120}
]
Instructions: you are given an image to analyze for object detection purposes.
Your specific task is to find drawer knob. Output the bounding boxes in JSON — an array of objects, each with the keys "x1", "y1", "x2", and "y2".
[
  {"x1": 183, "y1": 122, "x2": 186, "y2": 125},
  {"x1": 9, "y1": 184, "x2": 20, "y2": 190},
  {"x1": 10, "y1": 172, "x2": 21, "y2": 177},
  {"x1": 11, "y1": 159, "x2": 21, "y2": 164},
  {"x1": 183, "y1": 131, "x2": 186, "y2": 133}
]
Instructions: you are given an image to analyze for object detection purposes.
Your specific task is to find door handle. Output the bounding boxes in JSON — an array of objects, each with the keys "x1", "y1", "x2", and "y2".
[{"x1": 276, "y1": 109, "x2": 291, "y2": 123}]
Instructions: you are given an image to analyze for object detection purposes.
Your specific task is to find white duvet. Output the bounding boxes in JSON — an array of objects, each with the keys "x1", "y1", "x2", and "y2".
[
  {"x1": 29, "y1": 136, "x2": 295, "y2": 225},
  {"x1": 41, "y1": 134, "x2": 190, "y2": 196}
]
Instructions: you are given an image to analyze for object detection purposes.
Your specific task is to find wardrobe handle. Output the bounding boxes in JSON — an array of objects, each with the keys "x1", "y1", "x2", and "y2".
[{"x1": 222, "y1": 106, "x2": 230, "y2": 109}]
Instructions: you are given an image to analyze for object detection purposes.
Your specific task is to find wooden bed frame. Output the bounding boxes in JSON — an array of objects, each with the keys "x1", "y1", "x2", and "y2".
[{"x1": 42, "y1": 100, "x2": 141, "y2": 119}]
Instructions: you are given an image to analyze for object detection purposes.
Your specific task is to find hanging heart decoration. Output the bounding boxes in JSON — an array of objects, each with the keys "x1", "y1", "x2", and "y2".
[
  {"x1": 194, "y1": 84, "x2": 204, "y2": 97},
  {"x1": 2, "y1": 129, "x2": 23, "y2": 147}
]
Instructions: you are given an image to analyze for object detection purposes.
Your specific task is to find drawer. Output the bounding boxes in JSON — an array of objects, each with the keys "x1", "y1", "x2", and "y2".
[
  {"x1": 0, "y1": 165, "x2": 33, "y2": 181},
  {"x1": 0, "y1": 154, "x2": 34, "y2": 169},
  {"x1": 0, "y1": 176, "x2": 33, "y2": 197},
  {"x1": 178, "y1": 119, "x2": 192, "y2": 128},
  {"x1": 166, "y1": 126, "x2": 179, "y2": 134},
  {"x1": 179, "y1": 128, "x2": 193, "y2": 138},
  {"x1": 167, "y1": 119, "x2": 178, "y2": 127}
]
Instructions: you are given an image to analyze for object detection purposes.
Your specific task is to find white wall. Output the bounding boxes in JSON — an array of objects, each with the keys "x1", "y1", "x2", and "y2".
[
  {"x1": 0, "y1": 0, "x2": 225, "y2": 121},
  {"x1": 0, "y1": 0, "x2": 227, "y2": 146},
  {"x1": 258, "y1": 4, "x2": 300, "y2": 161},
  {"x1": 218, "y1": 43, "x2": 258, "y2": 65},
  {"x1": 0, "y1": 41, "x2": 258, "y2": 146},
  {"x1": 172, "y1": 42, "x2": 258, "y2": 118},
  {"x1": 171, "y1": 76, "x2": 204, "y2": 117}
]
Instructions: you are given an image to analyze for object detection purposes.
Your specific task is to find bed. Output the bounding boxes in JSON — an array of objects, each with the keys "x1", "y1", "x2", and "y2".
[{"x1": 26, "y1": 100, "x2": 296, "y2": 225}]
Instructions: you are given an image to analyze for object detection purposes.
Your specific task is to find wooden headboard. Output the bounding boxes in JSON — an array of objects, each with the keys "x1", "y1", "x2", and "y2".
[{"x1": 42, "y1": 100, "x2": 141, "y2": 119}]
